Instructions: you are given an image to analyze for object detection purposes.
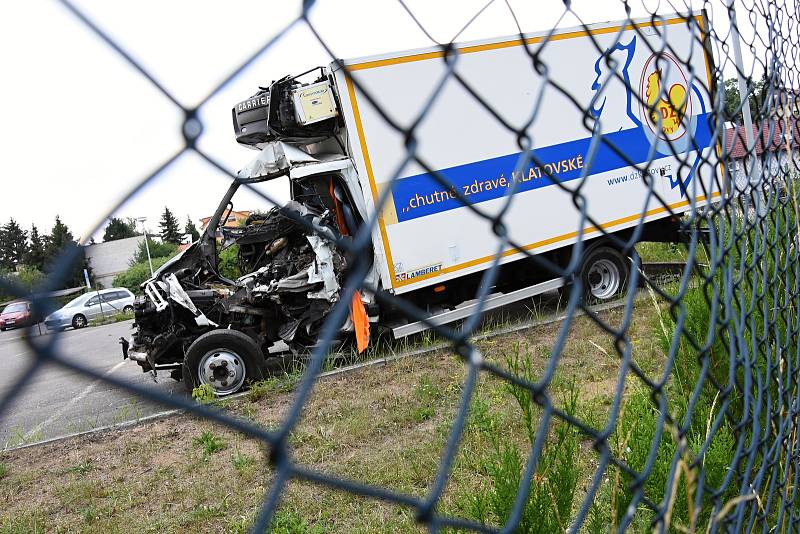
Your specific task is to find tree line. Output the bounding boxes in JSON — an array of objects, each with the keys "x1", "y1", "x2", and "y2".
[
  {"x1": 0, "y1": 207, "x2": 202, "y2": 297},
  {"x1": 102, "y1": 207, "x2": 200, "y2": 245},
  {"x1": 0, "y1": 215, "x2": 87, "y2": 296}
]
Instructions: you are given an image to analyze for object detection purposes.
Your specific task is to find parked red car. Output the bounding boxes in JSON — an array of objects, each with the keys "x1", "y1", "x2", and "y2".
[{"x1": 0, "y1": 301, "x2": 38, "y2": 331}]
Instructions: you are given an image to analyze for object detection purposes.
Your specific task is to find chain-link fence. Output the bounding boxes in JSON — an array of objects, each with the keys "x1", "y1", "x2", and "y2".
[{"x1": 3, "y1": 0, "x2": 800, "y2": 531}]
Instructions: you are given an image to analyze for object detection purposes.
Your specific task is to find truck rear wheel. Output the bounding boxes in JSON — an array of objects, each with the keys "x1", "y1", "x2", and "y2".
[
  {"x1": 183, "y1": 330, "x2": 264, "y2": 396},
  {"x1": 579, "y1": 246, "x2": 629, "y2": 302}
]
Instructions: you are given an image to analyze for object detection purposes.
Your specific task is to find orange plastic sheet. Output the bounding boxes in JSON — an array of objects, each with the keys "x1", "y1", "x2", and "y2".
[{"x1": 351, "y1": 291, "x2": 370, "y2": 353}]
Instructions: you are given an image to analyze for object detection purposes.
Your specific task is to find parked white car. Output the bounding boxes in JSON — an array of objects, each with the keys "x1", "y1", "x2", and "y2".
[{"x1": 44, "y1": 288, "x2": 135, "y2": 330}]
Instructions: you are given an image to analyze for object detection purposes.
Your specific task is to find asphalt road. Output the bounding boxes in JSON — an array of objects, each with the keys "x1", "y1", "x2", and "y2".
[{"x1": 0, "y1": 321, "x2": 185, "y2": 448}]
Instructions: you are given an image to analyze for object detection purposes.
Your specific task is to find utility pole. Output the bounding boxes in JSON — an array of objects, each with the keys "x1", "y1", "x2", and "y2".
[
  {"x1": 136, "y1": 217, "x2": 154, "y2": 276},
  {"x1": 728, "y1": 0, "x2": 759, "y2": 199}
]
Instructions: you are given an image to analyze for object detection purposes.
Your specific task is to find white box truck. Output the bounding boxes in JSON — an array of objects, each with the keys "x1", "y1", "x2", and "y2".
[{"x1": 122, "y1": 11, "x2": 721, "y2": 394}]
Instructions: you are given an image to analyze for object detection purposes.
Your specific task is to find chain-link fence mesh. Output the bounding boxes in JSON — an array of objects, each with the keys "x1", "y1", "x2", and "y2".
[{"x1": 3, "y1": 0, "x2": 800, "y2": 531}]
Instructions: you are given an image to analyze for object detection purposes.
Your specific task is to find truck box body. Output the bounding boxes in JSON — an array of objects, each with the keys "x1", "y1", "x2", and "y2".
[{"x1": 332, "y1": 12, "x2": 720, "y2": 295}]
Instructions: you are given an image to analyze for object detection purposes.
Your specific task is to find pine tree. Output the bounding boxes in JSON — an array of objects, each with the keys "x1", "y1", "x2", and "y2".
[
  {"x1": 184, "y1": 215, "x2": 200, "y2": 242},
  {"x1": 0, "y1": 224, "x2": 8, "y2": 271},
  {"x1": 43, "y1": 216, "x2": 85, "y2": 288},
  {"x1": 103, "y1": 217, "x2": 139, "y2": 242},
  {"x1": 24, "y1": 224, "x2": 46, "y2": 270},
  {"x1": 159, "y1": 207, "x2": 182, "y2": 245},
  {"x1": 0, "y1": 218, "x2": 28, "y2": 270},
  {"x1": 45, "y1": 215, "x2": 74, "y2": 259}
]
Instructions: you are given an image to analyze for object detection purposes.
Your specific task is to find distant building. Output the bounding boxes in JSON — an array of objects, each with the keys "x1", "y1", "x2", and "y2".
[
  {"x1": 724, "y1": 114, "x2": 799, "y2": 191},
  {"x1": 84, "y1": 235, "x2": 146, "y2": 289},
  {"x1": 199, "y1": 210, "x2": 252, "y2": 239}
]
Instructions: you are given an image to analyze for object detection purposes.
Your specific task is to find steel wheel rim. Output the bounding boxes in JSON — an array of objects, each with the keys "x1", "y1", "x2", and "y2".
[
  {"x1": 198, "y1": 349, "x2": 246, "y2": 396},
  {"x1": 587, "y1": 258, "x2": 620, "y2": 300}
]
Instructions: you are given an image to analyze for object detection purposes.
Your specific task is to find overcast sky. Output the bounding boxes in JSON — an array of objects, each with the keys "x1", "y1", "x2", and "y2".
[{"x1": 0, "y1": 0, "x2": 769, "y2": 243}]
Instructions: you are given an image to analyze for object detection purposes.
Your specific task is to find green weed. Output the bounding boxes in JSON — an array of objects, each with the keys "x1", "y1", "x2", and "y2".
[
  {"x1": 88, "y1": 310, "x2": 134, "y2": 327},
  {"x1": 271, "y1": 509, "x2": 325, "y2": 534},
  {"x1": 192, "y1": 384, "x2": 216, "y2": 404},
  {"x1": 0, "y1": 510, "x2": 47, "y2": 533},
  {"x1": 249, "y1": 372, "x2": 301, "y2": 403},
  {"x1": 412, "y1": 374, "x2": 442, "y2": 422},
  {"x1": 67, "y1": 460, "x2": 94, "y2": 476},
  {"x1": 80, "y1": 505, "x2": 98, "y2": 525},
  {"x1": 462, "y1": 344, "x2": 582, "y2": 532},
  {"x1": 193, "y1": 430, "x2": 226, "y2": 459},
  {"x1": 231, "y1": 450, "x2": 255, "y2": 474}
]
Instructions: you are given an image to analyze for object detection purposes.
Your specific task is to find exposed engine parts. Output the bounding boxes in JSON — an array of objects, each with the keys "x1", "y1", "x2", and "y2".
[
  {"x1": 123, "y1": 193, "x2": 353, "y2": 393},
  {"x1": 124, "y1": 66, "x2": 374, "y2": 396}
]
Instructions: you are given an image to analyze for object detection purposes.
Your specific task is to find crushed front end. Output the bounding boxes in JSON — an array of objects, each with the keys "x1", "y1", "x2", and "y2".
[
  {"x1": 123, "y1": 198, "x2": 349, "y2": 382},
  {"x1": 122, "y1": 67, "x2": 377, "y2": 395}
]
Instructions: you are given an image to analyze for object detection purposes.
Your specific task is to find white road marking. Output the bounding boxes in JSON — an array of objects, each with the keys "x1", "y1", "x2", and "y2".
[{"x1": 24, "y1": 360, "x2": 127, "y2": 440}]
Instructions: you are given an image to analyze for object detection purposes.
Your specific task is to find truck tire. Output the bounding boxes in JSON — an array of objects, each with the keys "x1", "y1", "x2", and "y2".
[
  {"x1": 579, "y1": 245, "x2": 629, "y2": 302},
  {"x1": 183, "y1": 329, "x2": 265, "y2": 396}
]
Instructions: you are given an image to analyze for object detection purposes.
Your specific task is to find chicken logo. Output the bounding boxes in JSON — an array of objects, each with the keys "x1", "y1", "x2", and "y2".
[{"x1": 639, "y1": 53, "x2": 692, "y2": 141}]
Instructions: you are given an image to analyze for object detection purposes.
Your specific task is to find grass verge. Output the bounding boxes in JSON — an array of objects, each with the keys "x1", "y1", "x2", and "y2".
[
  {"x1": 0, "y1": 298, "x2": 709, "y2": 532},
  {"x1": 88, "y1": 311, "x2": 134, "y2": 327}
]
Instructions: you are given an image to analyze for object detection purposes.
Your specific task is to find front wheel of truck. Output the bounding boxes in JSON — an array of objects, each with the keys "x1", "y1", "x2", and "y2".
[{"x1": 183, "y1": 330, "x2": 264, "y2": 396}]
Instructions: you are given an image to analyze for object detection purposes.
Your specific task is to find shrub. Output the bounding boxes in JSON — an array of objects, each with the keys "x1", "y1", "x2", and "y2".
[
  {"x1": 218, "y1": 245, "x2": 241, "y2": 279},
  {"x1": 192, "y1": 384, "x2": 216, "y2": 404},
  {"x1": 0, "y1": 266, "x2": 44, "y2": 302},
  {"x1": 128, "y1": 238, "x2": 178, "y2": 267},
  {"x1": 15, "y1": 265, "x2": 44, "y2": 289},
  {"x1": 112, "y1": 257, "x2": 169, "y2": 294}
]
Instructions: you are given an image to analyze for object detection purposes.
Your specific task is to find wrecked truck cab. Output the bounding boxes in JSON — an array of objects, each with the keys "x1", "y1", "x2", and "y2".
[
  {"x1": 124, "y1": 173, "x2": 359, "y2": 395},
  {"x1": 123, "y1": 67, "x2": 377, "y2": 396},
  {"x1": 123, "y1": 186, "x2": 359, "y2": 393}
]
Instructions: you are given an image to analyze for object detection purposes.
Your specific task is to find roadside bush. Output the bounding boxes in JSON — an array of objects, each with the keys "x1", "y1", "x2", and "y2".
[
  {"x1": 113, "y1": 256, "x2": 169, "y2": 294},
  {"x1": 128, "y1": 238, "x2": 178, "y2": 267},
  {"x1": 15, "y1": 265, "x2": 45, "y2": 289},
  {"x1": 0, "y1": 266, "x2": 45, "y2": 302},
  {"x1": 218, "y1": 245, "x2": 241, "y2": 279}
]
